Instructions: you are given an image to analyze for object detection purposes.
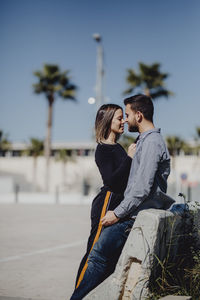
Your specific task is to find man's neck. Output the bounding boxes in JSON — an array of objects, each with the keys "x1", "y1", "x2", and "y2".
[{"x1": 138, "y1": 122, "x2": 155, "y2": 134}]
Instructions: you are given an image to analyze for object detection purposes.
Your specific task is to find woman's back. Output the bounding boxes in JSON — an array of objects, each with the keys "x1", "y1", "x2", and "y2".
[{"x1": 95, "y1": 143, "x2": 132, "y2": 194}]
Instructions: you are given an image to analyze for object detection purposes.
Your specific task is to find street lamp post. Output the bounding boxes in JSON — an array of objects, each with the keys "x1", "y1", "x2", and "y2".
[{"x1": 93, "y1": 33, "x2": 104, "y2": 110}]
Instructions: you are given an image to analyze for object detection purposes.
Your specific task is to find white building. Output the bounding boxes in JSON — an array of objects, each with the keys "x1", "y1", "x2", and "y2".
[{"x1": 0, "y1": 141, "x2": 200, "y2": 203}]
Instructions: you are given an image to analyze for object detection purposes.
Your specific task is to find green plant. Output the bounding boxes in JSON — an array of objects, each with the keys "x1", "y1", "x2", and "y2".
[
  {"x1": 0, "y1": 130, "x2": 11, "y2": 155},
  {"x1": 148, "y1": 201, "x2": 200, "y2": 299}
]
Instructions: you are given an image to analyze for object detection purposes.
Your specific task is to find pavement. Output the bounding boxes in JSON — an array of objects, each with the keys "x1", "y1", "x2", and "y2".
[{"x1": 0, "y1": 204, "x2": 91, "y2": 300}]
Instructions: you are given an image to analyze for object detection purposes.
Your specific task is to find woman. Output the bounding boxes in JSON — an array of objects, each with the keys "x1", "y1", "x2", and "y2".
[{"x1": 75, "y1": 104, "x2": 136, "y2": 289}]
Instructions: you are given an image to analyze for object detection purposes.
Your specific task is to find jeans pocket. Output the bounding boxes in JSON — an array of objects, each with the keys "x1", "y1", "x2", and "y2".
[
  {"x1": 124, "y1": 227, "x2": 131, "y2": 238},
  {"x1": 125, "y1": 226, "x2": 132, "y2": 234},
  {"x1": 124, "y1": 220, "x2": 134, "y2": 235}
]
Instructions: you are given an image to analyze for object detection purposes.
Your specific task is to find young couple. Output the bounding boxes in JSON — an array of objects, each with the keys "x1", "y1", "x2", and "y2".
[{"x1": 70, "y1": 94, "x2": 171, "y2": 300}]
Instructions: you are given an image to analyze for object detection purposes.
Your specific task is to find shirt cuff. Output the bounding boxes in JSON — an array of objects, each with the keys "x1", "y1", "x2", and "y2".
[{"x1": 114, "y1": 206, "x2": 127, "y2": 219}]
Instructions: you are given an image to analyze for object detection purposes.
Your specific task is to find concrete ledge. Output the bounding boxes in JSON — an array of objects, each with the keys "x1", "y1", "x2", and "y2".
[
  {"x1": 0, "y1": 297, "x2": 47, "y2": 300},
  {"x1": 84, "y1": 209, "x2": 185, "y2": 300},
  {"x1": 159, "y1": 296, "x2": 191, "y2": 300}
]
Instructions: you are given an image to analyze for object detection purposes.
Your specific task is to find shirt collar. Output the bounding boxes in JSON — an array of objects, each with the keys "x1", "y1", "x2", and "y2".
[{"x1": 137, "y1": 128, "x2": 161, "y2": 142}]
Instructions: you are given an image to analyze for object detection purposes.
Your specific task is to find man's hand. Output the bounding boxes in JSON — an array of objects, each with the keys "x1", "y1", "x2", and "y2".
[{"x1": 101, "y1": 211, "x2": 119, "y2": 226}]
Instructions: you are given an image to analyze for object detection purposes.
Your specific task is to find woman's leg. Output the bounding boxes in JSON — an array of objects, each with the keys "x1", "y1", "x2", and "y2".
[
  {"x1": 74, "y1": 189, "x2": 110, "y2": 287},
  {"x1": 75, "y1": 223, "x2": 98, "y2": 286}
]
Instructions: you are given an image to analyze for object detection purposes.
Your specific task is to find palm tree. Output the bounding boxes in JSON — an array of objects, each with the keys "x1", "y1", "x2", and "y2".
[
  {"x1": 166, "y1": 135, "x2": 187, "y2": 170},
  {"x1": 26, "y1": 138, "x2": 44, "y2": 191},
  {"x1": 195, "y1": 127, "x2": 200, "y2": 155},
  {"x1": 33, "y1": 64, "x2": 77, "y2": 192},
  {"x1": 196, "y1": 127, "x2": 200, "y2": 139},
  {"x1": 0, "y1": 130, "x2": 11, "y2": 156},
  {"x1": 166, "y1": 136, "x2": 186, "y2": 157},
  {"x1": 124, "y1": 62, "x2": 173, "y2": 100},
  {"x1": 119, "y1": 134, "x2": 136, "y2": 152},
  {"x1": 55, "y1": 149, "x2": 75, "y2": 190}
]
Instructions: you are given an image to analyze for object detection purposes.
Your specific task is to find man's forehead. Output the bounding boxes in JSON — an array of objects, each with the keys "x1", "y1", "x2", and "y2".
[{"x1": 125, "y1": 104, "x2": 132, "y2": 113}]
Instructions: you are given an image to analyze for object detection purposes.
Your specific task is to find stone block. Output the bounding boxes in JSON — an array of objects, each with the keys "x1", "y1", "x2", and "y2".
[
  {"x1": 158, "y1": 296, "x2": 191, "y2": 300},
  {"x1": 84, "y1": 209, "x2": 184, "y2": 300}
]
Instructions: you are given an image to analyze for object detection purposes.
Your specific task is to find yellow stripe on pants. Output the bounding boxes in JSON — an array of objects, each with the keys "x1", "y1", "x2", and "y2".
[{"x1": 76, "y1": 191, "x2": 111, "y2": 289}]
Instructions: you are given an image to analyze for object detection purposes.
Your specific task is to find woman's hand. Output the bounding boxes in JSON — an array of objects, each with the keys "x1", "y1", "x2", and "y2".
[{"x1": 128, "y1": 143, "x2": 137, "y2": 158}]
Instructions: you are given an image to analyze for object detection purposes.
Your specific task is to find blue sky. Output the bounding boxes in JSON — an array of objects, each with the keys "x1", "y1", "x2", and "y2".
[{"x1": 0, "y1": 0, "x2": 200, "y2": 143}]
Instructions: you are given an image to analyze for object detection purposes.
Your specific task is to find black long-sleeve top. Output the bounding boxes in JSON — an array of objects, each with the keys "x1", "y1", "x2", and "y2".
[{"x1": 95, "y1": 143, "x2": 132, "y2": 194}]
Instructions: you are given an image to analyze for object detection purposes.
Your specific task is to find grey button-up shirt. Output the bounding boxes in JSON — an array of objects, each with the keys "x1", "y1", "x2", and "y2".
[{"x1": 114, "y1": 128, "x2": 171, "y2": 219}]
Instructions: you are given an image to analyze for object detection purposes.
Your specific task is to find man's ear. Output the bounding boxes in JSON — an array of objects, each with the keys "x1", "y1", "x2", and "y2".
[{"x1": 136, "y1": 111, "x2": 143, "y2": 122}]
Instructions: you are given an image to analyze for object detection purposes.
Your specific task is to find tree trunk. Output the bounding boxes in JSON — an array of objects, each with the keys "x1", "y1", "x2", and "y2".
[
  {"x1": 61, "y1": 161, "x2": 67, "y2": 190},
  {"x1": 144, "y1": 88, "x2": 150, "y2": 97},
  {"x1": 44, "y1": 95, "x2": 54, "y2": 192},
  {"x1": 33, "y1": 155, "x2": 37, "y2": 191},
  {"x1": 171, "y1": 153, "x2": 176, "y2": 170}
]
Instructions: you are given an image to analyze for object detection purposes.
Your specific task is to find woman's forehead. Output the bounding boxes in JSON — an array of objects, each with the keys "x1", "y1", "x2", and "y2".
[{"x1": 114, "y1": 109, "x2": 123, "y2": 117}]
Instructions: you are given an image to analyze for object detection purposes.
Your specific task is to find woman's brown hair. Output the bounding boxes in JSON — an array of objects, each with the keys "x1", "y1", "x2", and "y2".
[{"x1": 95, "y1": 104, "x2": 123, "y2": 143}]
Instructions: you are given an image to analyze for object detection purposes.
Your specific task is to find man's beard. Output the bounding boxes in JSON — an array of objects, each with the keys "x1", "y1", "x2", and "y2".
[{"x1": 128, "y1": 124, "x2": 138, "y2": 132}]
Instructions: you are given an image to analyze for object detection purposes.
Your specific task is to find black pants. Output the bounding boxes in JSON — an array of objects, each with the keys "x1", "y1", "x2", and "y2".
[{"x1": 75, "y1": 188, "x2": 123, "y2": 287}]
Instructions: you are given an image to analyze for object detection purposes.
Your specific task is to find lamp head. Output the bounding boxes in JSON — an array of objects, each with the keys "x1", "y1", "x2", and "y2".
[{"x1": 93, "y1": 33, "x2": 101, "y2": 43}]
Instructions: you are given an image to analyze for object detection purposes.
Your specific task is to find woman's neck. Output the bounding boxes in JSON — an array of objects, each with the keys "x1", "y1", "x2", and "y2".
[{"x1": 101, "y1": 133, "x2": 117, "y2": 144}]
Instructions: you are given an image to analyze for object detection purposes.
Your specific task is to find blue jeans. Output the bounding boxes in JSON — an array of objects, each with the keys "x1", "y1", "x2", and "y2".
[{"x1": 70, "y1": 219, "x2": 134, "y2": 300}]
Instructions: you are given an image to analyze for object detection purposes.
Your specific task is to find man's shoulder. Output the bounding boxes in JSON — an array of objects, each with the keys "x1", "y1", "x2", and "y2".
[
  {"x1": 143, "y1": 130, "x2": 164, "y2": 144},
  {"x1": 142, "y1": 131, "x2": 168, "y2": 155},
  {"x1": 143, "y1": 131, "x2": 170, "y2": 162}
]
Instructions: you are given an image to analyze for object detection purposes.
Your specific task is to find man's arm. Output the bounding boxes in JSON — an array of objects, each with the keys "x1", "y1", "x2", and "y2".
[{"x1": 102, "y1": 139, "x2": 161, "y2": 225}]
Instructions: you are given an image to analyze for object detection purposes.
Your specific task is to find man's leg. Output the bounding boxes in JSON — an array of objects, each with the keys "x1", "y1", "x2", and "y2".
[{"x1": 70, "y1": 219, "x2": 134, "y2": 300}]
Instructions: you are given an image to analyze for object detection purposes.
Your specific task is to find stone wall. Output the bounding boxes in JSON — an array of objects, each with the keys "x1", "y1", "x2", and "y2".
[
  {"x1": 84, "y1": 208, "x2": 199, "y2": 300},
  {"x1": 0, "y1": 156, "x2": 200, "y2": 198},
  {"x1": 0, "y1": 156, "x2": 101, "y2": 193}
]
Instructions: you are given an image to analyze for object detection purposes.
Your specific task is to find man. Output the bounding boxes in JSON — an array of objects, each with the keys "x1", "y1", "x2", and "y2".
[{"x1": 70, "y1": 94, "x2": 171, "y2": 300}]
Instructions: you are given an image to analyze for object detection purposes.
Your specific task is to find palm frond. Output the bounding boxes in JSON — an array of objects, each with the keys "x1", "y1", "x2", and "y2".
[
  {"x1": 33, "y1": 64, "x2": 77, "y2": 101},
  {"x1": 150, "y1": 89, "x2": 174, "y2": 100},
  {"x1": 124, "y1": 62, "x2": 172, "y2": 100},
  {"x1": 44, "y1": 64, "x2": 59, "y2": 77},
  {"x1": 123, "y1": 87, "x2": 134, "y2": 95},
  {"x1": 27, "y1": 138, "x2": 44, "y2": 156},
  {"x1": 60, "y1": 89, "x2": 76, "y2": 100},
  {"x1": 33, "y1": 71, "x2": 43, "y2": 78}
]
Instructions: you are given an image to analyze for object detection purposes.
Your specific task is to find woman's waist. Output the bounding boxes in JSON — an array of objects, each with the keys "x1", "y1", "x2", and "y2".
[
  {"x1": 92, "y1": 186, "x2": 124, "y2": 206},
  {"x1": 101, "y1": 184, "x2": 125, "y2": 195}
]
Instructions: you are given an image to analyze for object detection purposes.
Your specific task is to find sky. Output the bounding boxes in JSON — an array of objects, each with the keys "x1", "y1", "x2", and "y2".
[{"x1": 0, "y1": 0, "x2": 200, "y2": 143}]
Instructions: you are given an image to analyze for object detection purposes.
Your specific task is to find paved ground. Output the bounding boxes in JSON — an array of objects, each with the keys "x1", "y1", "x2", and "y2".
[{"x1": 0, "y1": 204, "x2": 91, "y2": 300}]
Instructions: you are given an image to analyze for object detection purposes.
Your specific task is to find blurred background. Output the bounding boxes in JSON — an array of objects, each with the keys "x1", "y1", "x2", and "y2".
[
  {"x1": 0, "y1": 0, "x2": 200, "y2": 202},
  {"x1": 1, "y1": 1, "x2": 200, "y2": 299},
  {"x1": 0, "y1": 0, "x2": 200, "y2": 203}
]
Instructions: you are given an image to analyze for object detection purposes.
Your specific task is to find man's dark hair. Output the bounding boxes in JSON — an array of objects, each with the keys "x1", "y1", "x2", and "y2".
[{"x1": 124, "y1": 94, "x2": 154, "y2": 122}]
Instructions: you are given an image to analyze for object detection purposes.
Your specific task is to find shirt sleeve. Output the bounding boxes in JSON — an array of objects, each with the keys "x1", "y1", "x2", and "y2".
[
  {"x1": 114, "y1": 139, "x2": 161, "y2": 218},
  {"x1": 95, "y1": 146, "x2": 132, "y2": 193}
]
